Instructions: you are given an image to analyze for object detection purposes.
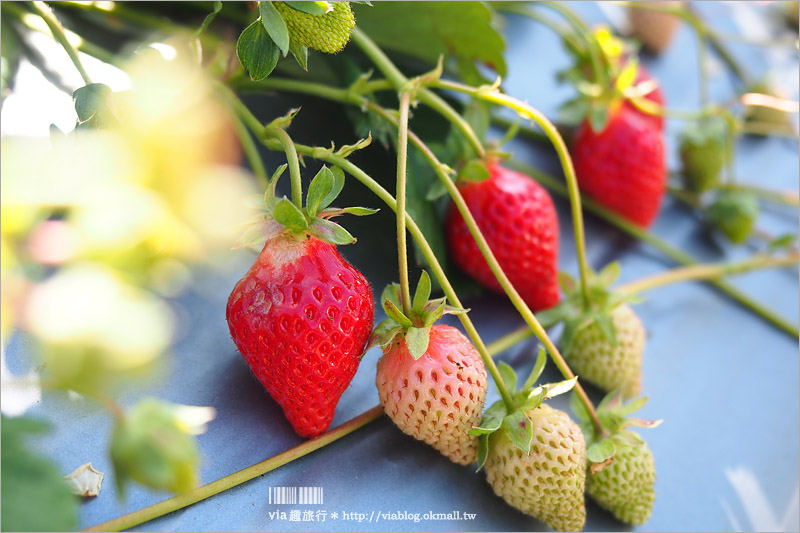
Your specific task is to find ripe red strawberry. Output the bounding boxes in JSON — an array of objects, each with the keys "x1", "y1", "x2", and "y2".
[
  {"x1": 227, "y1": 163, "x2": 376, "y2": 438},
  {"x1": 572, "y1": 105, "x2": 666, "y2": 227},
  {"x1": 445, "y1": 164, "x2": 560, "y2": 312},
  {"x1": 376, "y1": 324, "x2": 487, "y2": 464}
]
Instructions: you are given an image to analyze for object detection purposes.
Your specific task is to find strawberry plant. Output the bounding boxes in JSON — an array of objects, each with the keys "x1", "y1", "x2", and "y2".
[{"x1": 1, "y1": 2, "x2": 797, "y2": 532}]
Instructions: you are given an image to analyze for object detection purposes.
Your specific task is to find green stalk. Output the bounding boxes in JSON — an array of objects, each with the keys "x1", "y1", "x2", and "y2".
[
  {"x1": 263, "y1": 126, "x2": 303, "y2": 208},
  {"x1": 83, "y1": 406, "x2": 385, "y2": 532},
  {"x1": 506, "y1": 159, "x2": 800, "y2": 339},
  {"x1": 431, "y1": 79, "x2": 594, "y2": 308},
  {"x1": 30, "y1": 1, "x2": 92, "y2": 85},
  {"x1": 349, "y1": 28, "x2": 486, "y2": 159},
  {"x1": 395, "y1": 91, "x2": 413, "y2": 316},
  {"x1": 228, "y1": 108, "x2": 268, "y2": 189}
]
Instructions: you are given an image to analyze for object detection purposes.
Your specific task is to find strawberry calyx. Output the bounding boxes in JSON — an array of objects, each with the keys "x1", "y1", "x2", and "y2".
[
  {"x1": 538, "y1": 261, "x2": 641, "y2": 359},
  {"x1": 559, "y1": 26, "x2": 660, "y2": 132},
  {"x1": 368, "y1": 271, "x2": 467, "y2": 358},
  {"x1": 235, "y1": 163, "x2": 378, "y2": 249},
  {"x1": 469, "y1": 347, "x2": 578, "y2": 470},
  {"x1": 570, "y1": 389, "x2": 662, "y2": 473},
  {"x1": 705, "y1": 189, "x2": 759, "y2": 244}
]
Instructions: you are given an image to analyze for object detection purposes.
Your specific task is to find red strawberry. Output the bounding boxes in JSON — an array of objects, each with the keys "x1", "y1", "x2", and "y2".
[
  {"x1": 227, "y1": 163, "x2": 376, "y2": 438},
  {"x1": 445, "y1": 164, "x2": 560, "y2": 312},
  {"x1": 376, "y1": 324, "x2": 487, "y2": 464},
  {"x1": 572, "y1": 106, "x2": 666, "y2": 227}
]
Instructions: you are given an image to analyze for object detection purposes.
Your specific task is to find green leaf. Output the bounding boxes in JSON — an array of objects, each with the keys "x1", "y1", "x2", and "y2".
[
  {"x1": 596, "y1": 261, "x2": 621, "y2": 286},
  {"x1": 497, "y1": 361, "x2": 517, "y2": 394},
  {"x1": 594, "y1": 312, "x2": 618, "y2": 346},
  {"x1": 273, "y1": 198, "x2": 308, "y2": 231},
  {"x1": 503, "y1": 410, "x2": 533, "y2": 454},
  {"x1": 543, "y1": 376, "x2": 578, "y2": 399},
  {"x1": 260, "y1": 1, "x2": 290, "y2": 55},
  {"x1": 322, "y1": 166, "x2": 345, "y2": 210},
  {"x1": 381, "y1": 283, "x2": 402, "y2": 311},
  {"x1": 308, "y1": 218, "x2": 355, "y2": 245},
  {"x1": 463, "y1": 98, "x2": 490, "y2": 143},
  {"x1": 237, "y1": 18, "x2": 280, "y2": 81},
  {"x1": 469, "y1": 399, "x2": 507, "y2": 436},
  {"x1": 587, "y1": 439, "x2": 616, "y2": 464},
  {"x1": 558, "y1": 271, "x2": 576, "y2": 293},
  {"x1": 306, "y1": 166, "x2": 335, "y2": 218},
  {"x1": 264, "y1": 163, "x2": 287, "y2": 208},
  {"x1": 1, "y1": 416, "x2": 79, "y2": 532},
  {"x1": 383, "y1": 298, "x2": 412, "y2": 328},
  {"x1": 289, "y1": 42, "x2": 309, "y2": 70},
  {"x1": 617, "y1": 395, "x2": 648, "y2": 416},
  {"x1": 768, "y1": 233, "x2": 797, "y2": 252},
  {"x1": 588, "y1": 105, "x2": 609, "y2": 133},
  {"x1": 73, "y1": 83, "x2": 112, "y2": 124},
  {"x1": 406, "y1": 326, "x2": 431, "y2": 360},
  {"x1": 422, "y1": 297, "x2": 446, "y2": 326},
  {"x1": 476, "y1": 434, "x2": 489, "y2": 470},
  {"x1": 412, "y1": 270, "x2": 432, "y2": 313},
  {"x1": 368, "y1": 318, "x2": 400, "y2": 351},
  {"x1": 521, "y1": 346, "x2": 547, "y2": 391},
  {"x1": 354, "y1": 2, "x2": 506, "y2": 76},
  {"x1": 459, "y1": 159, "x2": 491, "y2": 182},
  {"x1": 284, "y1": 1, "x2": 332, "y2": 15},
  {"x1": 559, "y1": 97, "x2": 589, "y2": 126},
  {"x1": 598, "y1": 389, "x2": 624, "y2": 412},
  {"x1": 426, "y1": 178, "x2": 449, "y2": 201}
]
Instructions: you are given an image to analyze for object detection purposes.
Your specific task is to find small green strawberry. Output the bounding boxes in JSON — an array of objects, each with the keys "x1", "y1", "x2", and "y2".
[
  {"x1": 679, "y1": 115, "x2": 728, "y2": 193},
  {"x1": 543, "y1": 262, "x2": 645, "y2": 399},
  {"x1": 274, "y1": 1, "x2": 355, "y2": 54},
  {"x1": 572, "y1": 390, "x2": 662, "y2": 525},
  {"x1": 472, "y1": 349, "x2": 585, "y2": 531},
  {"x1": 568, "y1": 303, "x2": 646, "y2": 398},
  {"x1": 706, "y1": 190, "x2": 759, "y2": 244},
  {"x1": 373, "y1": 272, "x2": 486, "y2": 464}
]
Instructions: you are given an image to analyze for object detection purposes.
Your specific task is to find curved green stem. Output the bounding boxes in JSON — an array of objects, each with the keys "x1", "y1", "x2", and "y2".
[
  {"x1": 350, "y1": 28, "x2": 486, "y2": 159},
  {"x1": 616, "y1": 251, "x2": 799, "y2": 294},
  {"x1": 263, "y1": 126, "x2": 303, "y2": 208},
  {"x1": 395, "y1": 91, "x2": 413, "y2": 316},
  {"x1": 506, "y1": 158, "x2": 800, "y2": 339},
  {"x1": 83, "y1": 406, "x2": 385, "y2": 532},
  {"x1": 431, "y1": 79, "x2": 594, "y2": 309},
  {"x1": 30, "y1": 1, "x2": 92, "y2": 85}
]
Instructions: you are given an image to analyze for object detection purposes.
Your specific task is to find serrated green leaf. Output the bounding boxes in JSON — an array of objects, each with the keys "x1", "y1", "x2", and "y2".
[
  {"x1": 273, "y1": 197, "x2": 308, "y2": 231},
  {"x1": 459, "y1": 159, "x2": 491, "y2": 182},
  {"x1": 1, "y1": 416, "x2": 79, "y2": 532},
  {"x1": 503, "y1": 410, "x2": 533, "y2": 454},
  {"x1": 284, "y1": 0, "x2": 332, "y2": 15},
  {"x1": 588, "y1": 439, "x2": 616, "y2": 464},
  {"x1": 384, "y1": 298, "x2": 412, "y2": 328},
  {"x1": 497, "y1": 361, "x2": 517, "y2": 394},
  {"x1": 594, "y1": 313, "x2": 618, "y2": 346},
  {"x1": 309, "y1": 218, "x2": 354, "y2": 245},
  {"x1": 476, "y1": 434, "x2": 489, "y2": 470},
  {"x1": 306, "y1": 166, "x2": 335, "y2": 218},
  {"x1": 260, "y1": 1, "x2": 290, "y2": 55},
  {"x1": 406, "y1": 326, "x2": 431, "y2": 360},
  {"x1": 237, "y1": 18, "x2": 280, "y2": 81},
  {"x1": 522, "y1": 346, "x2": 547, "y2": 391},
  {"x1": 354, "y1": 2, "x2": 506, "y2": 77},
  {"x1": 412, "y1": 270, "x2": 432, "y2": 313},
  {"x1": 289, "y1": 42, "x2": 309, "y2": 70}
]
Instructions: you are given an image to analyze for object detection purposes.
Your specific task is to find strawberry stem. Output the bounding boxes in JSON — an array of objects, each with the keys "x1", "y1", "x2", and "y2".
[
  {"x1": 616, "y1": 251, "x2": 799, "y2": 295},
  {"x1": 228, "y1": 108, "x2": 269, "y2": 189},
  {"x1": 506, "y1": 158, "x2": 800, "y2": 339},
  {"x1": 395, "y1": 91, "x2": 413, "y2": 316},
  {"x1": 430, "y1": 79, "x2": 595, "y2": 310},
  {"x1": 349, "y1": 28, "x2": 486, "y2": 159},
  {"x1": 30, "y1": 1, "x2": 92, "y2": 85},
  {"x1": 264, "y1": 126, "x2": 303, "y2": 209}
]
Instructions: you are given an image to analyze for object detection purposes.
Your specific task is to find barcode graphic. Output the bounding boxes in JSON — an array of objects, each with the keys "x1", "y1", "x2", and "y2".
[{"x1": 269, "y1": 486, "x2": 324, "y2": 505}]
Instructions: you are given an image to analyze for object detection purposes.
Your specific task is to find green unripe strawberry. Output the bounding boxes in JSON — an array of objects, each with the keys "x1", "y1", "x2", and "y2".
[
  {"x1": 567, "y1": 304, "x2": 645, "y2": 398},
  {"x1": 484, "y1": 404, "x2": 587, "y2": 532},
  {"x1": 587, "y1": 440, "x2": 656, "y2": 524},
  {"x1": 706, "y1": 190, "x2": 759, "y2": 244},
  {"x1": 274, "y1": 1, "x2": 355, "y2": 54},
  {"x1": 679, "y1": 116, "x2": 727, "y2": 193}
]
